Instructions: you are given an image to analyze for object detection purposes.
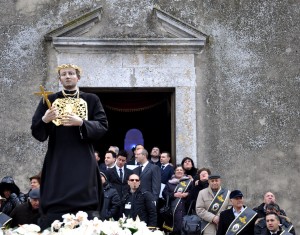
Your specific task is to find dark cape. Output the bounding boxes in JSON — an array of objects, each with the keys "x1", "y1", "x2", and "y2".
[{"x1": 31, "y1": 91, "x2": 108, "y2": 228}]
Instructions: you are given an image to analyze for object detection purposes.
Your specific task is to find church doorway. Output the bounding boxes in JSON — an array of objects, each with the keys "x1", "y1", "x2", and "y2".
[{"x1": 81, "y1": 88, "x2": 175, "y2": 163}]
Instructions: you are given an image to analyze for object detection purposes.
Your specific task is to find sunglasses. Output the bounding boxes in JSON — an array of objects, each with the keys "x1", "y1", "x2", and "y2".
[{"x1": 129, "y1": 179, "x2": 140, "y2": 182}]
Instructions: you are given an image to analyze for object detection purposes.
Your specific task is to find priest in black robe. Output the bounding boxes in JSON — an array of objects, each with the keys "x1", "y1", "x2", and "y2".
[{"x1": 31, "y1": 64, "x2": 108, "y2": 230}]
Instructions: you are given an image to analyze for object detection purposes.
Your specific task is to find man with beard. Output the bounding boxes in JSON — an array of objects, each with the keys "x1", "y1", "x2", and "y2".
[
  {"x1": 149, "y1": 146, "x2": 161, "y2": 167},
  {"x1": 121, "y1": 174, "x2": 157, "y2": 227}
]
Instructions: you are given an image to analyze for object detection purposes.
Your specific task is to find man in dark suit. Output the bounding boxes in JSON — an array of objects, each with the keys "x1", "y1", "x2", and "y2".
[
  {"x1": 158, "y1": 151, "x2": 174, "y2": 228},
  {"x1": 126, "y1": 144, "x2": 144, "y2": 166},
  {"x1": 264, "y1": 212, "x2": 293, "y2": 235},
  {"x1": 106, "y1": 150, "x2": 133, "y2": 200},
  {"x1": 133, "y1": 148, "x2": 161, "y2": 201},
  {"x1": 254, "y1": 203, "x2": 295, "y2": 235},
  {"x1": 217, "y1": 190, "x2": 257, "y2": 235},
  {"x1": 160, "y1": 151, "x2": 174, "y2": 184}
]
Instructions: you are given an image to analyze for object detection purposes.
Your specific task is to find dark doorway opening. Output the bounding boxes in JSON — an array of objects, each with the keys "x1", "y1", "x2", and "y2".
[{"x1": 81, "y1": 88, "x2": 174, "y2": 162}]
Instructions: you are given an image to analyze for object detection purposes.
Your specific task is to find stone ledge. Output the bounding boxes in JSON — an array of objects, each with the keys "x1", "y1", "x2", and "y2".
[{"x1": 52, "y1": 37, "x2": 205, "y2": 54}]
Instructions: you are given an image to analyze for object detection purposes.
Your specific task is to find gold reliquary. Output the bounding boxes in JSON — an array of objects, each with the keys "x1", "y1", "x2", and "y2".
[{"x1": 52, "y1": 98, "x2": 88, "y2": 126}]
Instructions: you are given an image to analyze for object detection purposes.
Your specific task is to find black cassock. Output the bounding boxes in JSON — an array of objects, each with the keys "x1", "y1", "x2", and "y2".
[{"x1": 31, "y1": 91, "x2": 108, "y2": 228}]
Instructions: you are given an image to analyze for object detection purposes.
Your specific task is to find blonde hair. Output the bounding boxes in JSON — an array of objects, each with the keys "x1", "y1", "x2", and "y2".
[{"x1": 57, "y1": 64, "x2": 82, "y2": 77}]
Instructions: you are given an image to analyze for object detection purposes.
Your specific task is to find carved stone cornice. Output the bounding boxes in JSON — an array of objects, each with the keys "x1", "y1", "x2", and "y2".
[{"x1": 46, "y1": 5, "x2": 207, "y2": 54}]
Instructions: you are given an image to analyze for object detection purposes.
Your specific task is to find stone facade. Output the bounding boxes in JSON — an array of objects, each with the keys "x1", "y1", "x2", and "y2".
[{"x1": 0, "y1": 0, "x2": 299, "y2": 230}]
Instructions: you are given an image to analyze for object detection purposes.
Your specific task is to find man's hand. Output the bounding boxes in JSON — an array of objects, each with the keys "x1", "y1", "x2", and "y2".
[
  {"x1": 61, "y1": 113, "x2": 83, "y2": 126},
  {"x1": 42, "y1": 107, "x2": 58, "y2": 123},
  {"x1": 174, "y1": 192, "x2": 189, "y2": 198},
  {"x1": 212, "y1": 215, "x2": 219, "y2": 224}
]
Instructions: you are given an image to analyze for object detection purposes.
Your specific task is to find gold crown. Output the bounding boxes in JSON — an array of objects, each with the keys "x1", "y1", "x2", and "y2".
[{"x1": 56, "y1": 64, "x2": 82, "y2": 75}]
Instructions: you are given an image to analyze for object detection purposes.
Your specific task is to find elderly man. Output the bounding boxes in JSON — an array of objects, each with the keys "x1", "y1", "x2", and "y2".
[
  {"x1": 217, "y1": 190, "x2": 257, "y2": 235},
  {"x1": 264, "y1": 213, "x2": 293, "y2": 235},
  {"x1": 127, "y1": 144, "x2": 144, "y2": 166},
  {"x1": 31, "y1": 64, "x2": 108, "y2": 230},
  {"x1": 196, "y1": 174, "x2": 230, "y2": 235},
  {"x1": 9, "y1": 188, "x2": 41, "y2": 227},
  {"x1": 108, "y1": 146, "x2": 119, "y2": 155},
  {"x1": 253, "y1": 192, "x2": 286, "y2": 218}
]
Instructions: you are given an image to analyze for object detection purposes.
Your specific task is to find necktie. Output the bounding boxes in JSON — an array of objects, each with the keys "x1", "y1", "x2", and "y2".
[
  {"x1": 161, "y1": 165, "x2": 165, "y2": 170},
  {"x1": 139, "y1": 165, "x2": 143, "y2": 175},
  {"x1": 119, "y1": 168, "x2": 123, "y2": 182}
]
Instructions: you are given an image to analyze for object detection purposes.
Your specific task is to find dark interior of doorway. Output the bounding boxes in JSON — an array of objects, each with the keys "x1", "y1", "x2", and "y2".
[{"x1": 81, "y1": 89, "x2": 173, "y2": 162}]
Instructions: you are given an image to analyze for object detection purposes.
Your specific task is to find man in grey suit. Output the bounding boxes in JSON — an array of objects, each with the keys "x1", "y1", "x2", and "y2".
[{"x1": 133, "y1": 148, "x2": 161, "y2": 201}]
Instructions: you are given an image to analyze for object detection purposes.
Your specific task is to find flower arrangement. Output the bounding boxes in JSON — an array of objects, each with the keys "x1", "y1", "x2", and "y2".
[{"x1": 2, "y1": 211, "x2": 164, "y2": 235}]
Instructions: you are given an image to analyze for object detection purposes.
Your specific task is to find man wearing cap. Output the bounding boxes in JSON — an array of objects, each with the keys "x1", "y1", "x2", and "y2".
[
  {"x1": 196, "y1": 174, "x2": 230, "y2": 235},
  {"x1": 9, "y1": 188, "x2": 41, "y2": 228},
  {"x1": 31, "y1": 64, "x2": 108, "y2": 230},
  {"x1": 216, "y1": 190, "x2": 257, "y2": 235}
]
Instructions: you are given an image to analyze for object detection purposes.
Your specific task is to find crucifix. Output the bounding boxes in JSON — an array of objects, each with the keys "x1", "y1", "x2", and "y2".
[{"x1": 34, "y1": 85, "x2": 53, "y2": 109}]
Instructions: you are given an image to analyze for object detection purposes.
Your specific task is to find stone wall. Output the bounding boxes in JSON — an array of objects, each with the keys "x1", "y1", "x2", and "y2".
[{"x1": 0, "y1": 0, "x2": 299, "y2": 229}]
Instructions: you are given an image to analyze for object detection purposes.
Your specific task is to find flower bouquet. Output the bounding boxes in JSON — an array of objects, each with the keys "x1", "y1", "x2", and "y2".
[{"x1": 2, "y1": 211, "x2": 164, "y2": 235}]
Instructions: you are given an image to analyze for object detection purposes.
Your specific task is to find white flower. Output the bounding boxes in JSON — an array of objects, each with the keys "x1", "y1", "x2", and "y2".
[
  {"x1": 152, "y1": 230, "x2": 164, "y2": 235},
  {"x1": 40, "y1": 230, "x2": 51, "y2": 235},
  {"x1": 100, "y1": 220, "x2": 124, "y2": 235},
  {"x1": 6, "y1": 224, "x2": 41, "y2": 235},
  {"x1": 2, "y1": 212, "x2": 165, "y2": 235},
  {"x1": 51, "y1": 220, "x2": 63, "y2": 232},
  {"x1": 75, "y1": 211, "x2": 88, "y2": 223},
  {"x1": 61, "y1": 213, "x2": 76, "y2": 222}
]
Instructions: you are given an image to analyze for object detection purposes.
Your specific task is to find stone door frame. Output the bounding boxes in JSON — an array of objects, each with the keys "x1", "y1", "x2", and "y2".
[{"x1": 45, "y1": 6, "x2": 207, "y2": 164}]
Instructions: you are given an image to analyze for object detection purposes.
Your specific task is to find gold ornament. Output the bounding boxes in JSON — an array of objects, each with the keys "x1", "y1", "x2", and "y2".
[
  {"x1": 34, "y1": 85, "x2": 53, "y2": 109},
  {"x1": 52, "y1": 97, "x2": 88, "y2": 126}
]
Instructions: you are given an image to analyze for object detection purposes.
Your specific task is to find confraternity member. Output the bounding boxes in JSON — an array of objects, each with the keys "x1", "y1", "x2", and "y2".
[
  {"x1": 31, "y1": 64, "x2": 108, "y2": 230},
  {"x1": 196, "y1": 174, "x2": 230, "y2": 235},
  {"x1": 216, "y1": 190, "x2": 257, "y2": 235}
]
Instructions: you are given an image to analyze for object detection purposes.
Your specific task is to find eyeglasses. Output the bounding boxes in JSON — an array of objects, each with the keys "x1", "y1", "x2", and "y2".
[{"x1": 129, "y1": 179, "x2": 140, "y2": 182}]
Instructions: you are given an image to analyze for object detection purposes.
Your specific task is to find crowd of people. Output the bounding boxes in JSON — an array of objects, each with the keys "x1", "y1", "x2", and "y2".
[
  {"x1": 1, "y1": 145, "x2": 295, "y2": 235},
  {"x1": 0, "y1": 64, "x2": 294, "y2": 234}
]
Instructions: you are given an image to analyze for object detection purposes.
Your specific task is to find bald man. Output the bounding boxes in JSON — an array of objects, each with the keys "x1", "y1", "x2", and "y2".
[{"x1": 253, "y1": 192, "x2": 286, "y2": 218}]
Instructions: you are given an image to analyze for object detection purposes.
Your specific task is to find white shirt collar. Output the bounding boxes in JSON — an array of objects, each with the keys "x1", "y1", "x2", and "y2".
[
  {"x1": 141, "y1": 161, "x2": 149, "y2": 168},
  {"x1": 232, "y1": 206, "x2": 245, "y2": 217}
]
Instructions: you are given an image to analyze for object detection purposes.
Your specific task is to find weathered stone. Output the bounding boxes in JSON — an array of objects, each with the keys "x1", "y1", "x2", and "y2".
[{"x1": 0, "y1": 0, "x2": 299, "y2": 230}]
